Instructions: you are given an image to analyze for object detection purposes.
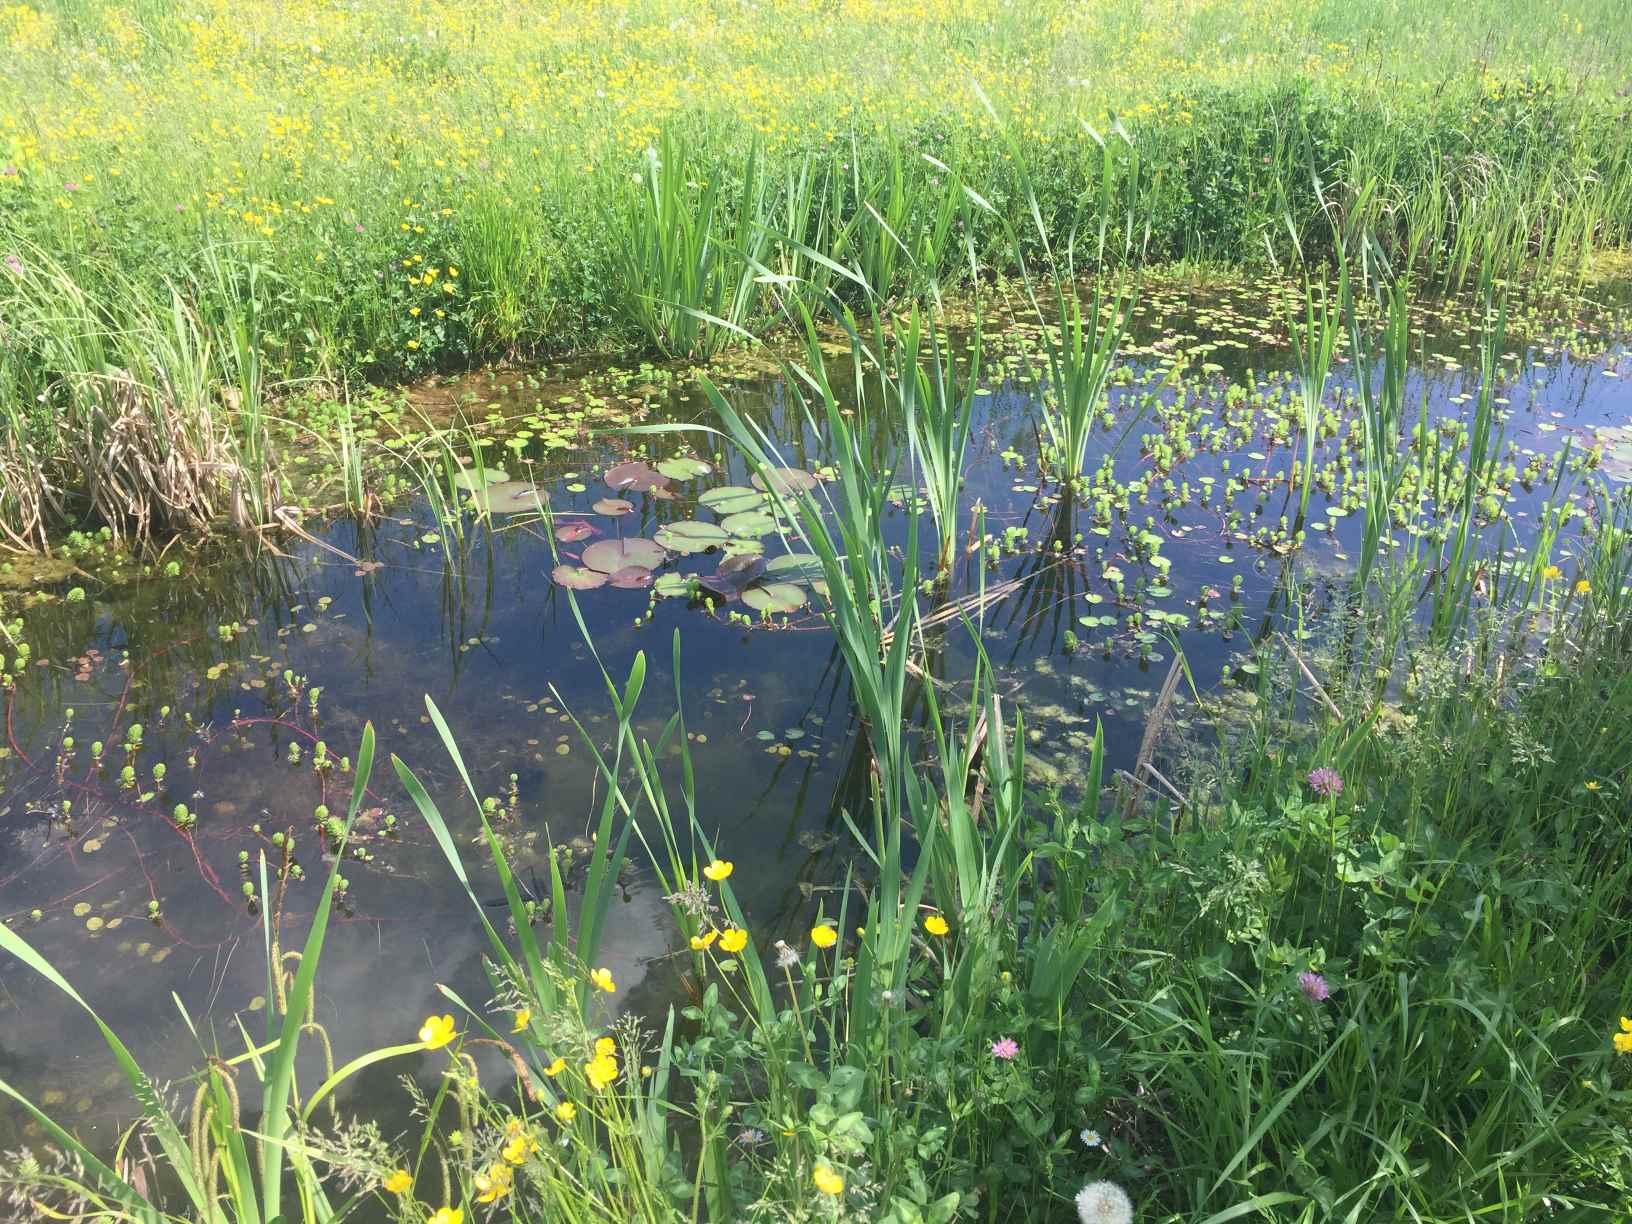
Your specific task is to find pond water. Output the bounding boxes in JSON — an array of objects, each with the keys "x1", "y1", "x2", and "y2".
[{"x1": 2, "y1": 275, "x2": 1628, "y2": 1149}]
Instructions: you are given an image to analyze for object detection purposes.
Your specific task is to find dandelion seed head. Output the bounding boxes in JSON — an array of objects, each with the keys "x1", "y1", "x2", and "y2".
[{"x1": 1076, "y1": 1179, "x2": 1133, "y2": 1224}]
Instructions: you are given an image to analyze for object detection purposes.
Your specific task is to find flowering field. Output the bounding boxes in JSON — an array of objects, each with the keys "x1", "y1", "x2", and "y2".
[{"x1": 3, "y1": 0, "x2": 1630, "y2": 376}]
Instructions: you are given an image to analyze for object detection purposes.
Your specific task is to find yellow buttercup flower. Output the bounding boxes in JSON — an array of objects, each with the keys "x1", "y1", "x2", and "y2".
[
  {"x1": 544, "y1": 1056, "x2": 566, "y2": 1077},
  {"x1": 502, "y1": 1132, "x2": 537, "y2": 1164},
  {"x1": 418, "y1": 1014, "x2": 458, "y2": 1048},
  {"x1": 1614, "y1": 1017, "x2": 1632, "y2": 1054},
  {"x1": 585, "y1": 1052, "x2": 619, "y2": 1090},
  {"x1": 813, "y1": 1165, "x2": 845, "y2": 1195},
  {"x1": 511, "y1": 1008, "x2": 531, "y2": 1034},
  {"x1": 590, "y1": 966, "x2": 616, "y2": 993},
  {"x1": 428, "y1": 1209, "x2": 464, "y2": 1224},
  {"x1": 555, "y1": 1099, "x2": 577, "y2": 1122},
  {"x1": 810, "y1": 923, "x2": 837, "y2": 949},
  {"x1": 474, "y1": 1161, "x2": 513, "y2": 1203},
  {"x1": 923, "y1": 914, "x2": 950, "y2": 937},
  {"x1": 596, "y1": 1036, "x2": 616, "y2": 1057},
  {"x1": 382, "y1": 1168, "x2": 412, "y2": 1194},
  {"x1": 1542, "y1": 564, "x2": 1562, "y2": 580},
  {"x1": 719, "y1": 927, "x2": 748, "y2": 954},
  {"x1": 1575, "y1": 579, "x2": 1592, "y2": 595},
  {"x1": 690, "y1": 929, "x2": 718, "y2": 951},
  {"x1": 702, "y1": 859, "x2": 733, "y2": 881}
]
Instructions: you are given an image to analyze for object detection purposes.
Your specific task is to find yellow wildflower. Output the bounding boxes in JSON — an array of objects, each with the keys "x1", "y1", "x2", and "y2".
[
  {"x1": 585, "y1": 1053, "x2": 619, "y2": 1091},
  {"x1": 923, "y1": 914, "x2": 950, "y2": 937},
  {"x1": 544, "y1": 1056, "x2": 566, "y2": 1077},
  {"x1": 690, "y1": 929, "x2": 719, "y2": 950},
  {"x1": 810, "y1": 923, "x2": 837, "y2": 949},
  {"x1": 418, "y1": 1014, "x2": 458, "y2": 1049},
  {"x1": 596, "y1": 1036, "x2": 617, "y2": 1057},
  {"x1": 1615, "y1": 1018, "x2": 1632, "y2": 1054},
  {"x1": 1543, "y1": 565, "x2": 1562, "y2": 580},
  {"x1": 503, "y1": 1133, "x2": 536, "y2": 1165},
  {"x1": 719, "y1": 927, "x2": 748, "y2": 954},
  {"x1": 813, "y1": 1165, "x2": 845, "y2": 1195},
  {"x1": 511, "y1": 1008, "x2": 531, "y2": 1034},
  {"x1": 702, "y1": 859, "x2": 733, "y2": 881},
  {"x1": 474, "y1": 1162, "x2": 512, "y2": 1203},
  {"x1": 590, "y1": 966, "x2": 616, "y2": 993},
  {"x1": 428, "y1": 1210, "x2": 463, "y2": 1224},
  {"x1": 1576, "y1": 579, "x2": 1592, "y2": 595},
  {"x1": 555, "y1": 1100, "x2": 576, "y2": 1122},
  {"x1": 382, "y1": 1169, "x2": 412, "y2": 1194}
]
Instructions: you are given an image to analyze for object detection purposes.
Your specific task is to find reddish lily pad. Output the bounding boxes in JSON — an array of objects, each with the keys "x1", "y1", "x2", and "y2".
[
  {"x1": 609, "y1": 566, "x2": 655, "y2": 589},
  {"x1": 594, "y1": 497, "x2": 635, "y2": 516},
  {"x1": 467, "y1": 481, "x2": 549, "y2": 514},
  {"x1": 698, "y1": 554, "x2": 766, "y2": 600},
  {"x1": 605, "y1": 461, "x2": 670, "y2": 494},
  {"x1": 751, "y1": 467, "x2": 819, "y2": 495},
  {"x1": 552, "y1": 565, "x2": 607, "y2": 590},
  {"x1": 582, "y1": 537, "x2": 667, "y2": 574},
  {"x1": 555, "y1": 522, "x2": 594, "y2": 543}
]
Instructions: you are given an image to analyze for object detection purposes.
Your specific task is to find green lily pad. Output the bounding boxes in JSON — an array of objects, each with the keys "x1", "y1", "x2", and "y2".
[
  {"x1": 722, "y1": 537, "x2": 764, "y2": 559},
  {"x1": 722, "y1": 508, "x2": 778, "y2": 537},
  {"x1": 467, "y1": 481, "x2": 548, "y2": 514},
  {"x1": 582, "y1": 537, "x2": 666, "y2": 574},
  {"x1": 653, "y1": 520, "x2": 730, "y2": 553},
  {"x1": 741, "y1": 582, "x2": 807, "y2": 614},
  {"x1": 450, "y1": 466, "x2": 509, "y2": 491},
  {"x1": 657, "y1": 456, "x2": 713, "y2": 480},
  {"x1": 653, "y1": 573, "x2": 696, "y2": 598},
  {"x1": 552, "y1": 565, "x2": 607, "y2": 590},
  {"x1": 752, "y1": 467, "x2": 819, "y2": 495},
  {"x1": 766, "y1": 552, "x2": 825, "y2": 583},
  {"x1": 699, "y1": 485, "x2": 766, "y2": 515}
]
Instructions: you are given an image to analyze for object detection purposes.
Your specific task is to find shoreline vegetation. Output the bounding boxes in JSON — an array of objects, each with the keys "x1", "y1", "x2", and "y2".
[
  {"x1": 3, "y1": 1, "x2": 1632, "y2": 1220},
  {"x1": 3, "y1": 0, "x2": 1632, "y2": 547}
]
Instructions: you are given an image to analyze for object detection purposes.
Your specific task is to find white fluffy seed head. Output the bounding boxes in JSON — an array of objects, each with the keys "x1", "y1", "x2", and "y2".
[{"x1": 1076, "y1": 1179, "x2": 1134, "y2": 1224}]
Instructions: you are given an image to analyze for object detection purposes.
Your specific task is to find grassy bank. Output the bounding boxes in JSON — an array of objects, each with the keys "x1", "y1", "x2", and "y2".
[
  {"x1": 4, "y1": 246, "x2": 1632, "y2": 1221},
  {"x1": 4, "y1": 0, "x2": 1632, "y2": 546}
]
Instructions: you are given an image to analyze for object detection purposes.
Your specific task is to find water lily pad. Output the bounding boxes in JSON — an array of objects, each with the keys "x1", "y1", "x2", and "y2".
[
  {"x1": 654, "y1": 520, "x2": 730, "y2": 553},
  {"x1": 466, "y1": 481, "x2": 549, "y2": 514},
  {"x1": 741, "y1": 582, "x2": 807, "y2": 614},
  {"x1": 653, "y1": 573, "x2": 697, "y2": 598},
  {"x1": 657, "y1": 456, "x2": 713, "y2": 480},
  {"x1": 699, "y1": 485, "x2": 766, "y2": 515},
  {"x1": 555, "y1": 522, "x2": 594, "y2": 543},
  {"x1": 722, "y1": 537, "x2": 764, "y2": 559},
  {"x1": 766, "y1": 552, "x2": 825, "y2": 583},
  {"x1": 450, "y1": 466, "x2": 509, "y2": 491},
  {"x1": 594, "y1": 497, "x2": 635, "y2": 517},
  {"x1": 582, "y1": 537, "x2": 666, "y2": 573},
  {"x1": 752, "y1": 467, "x2": 819, "y2": 495},
  {"x1": 605, "y1": 461, "x2": 670, "y2": 493},
  {"x1": 552, "y1": 565, "x2": 608, "y2": 590},
  {"x1": 609, "y1": 566, "x2": 654, "y2": 589},
  {"x1": 698, "y1": 554, "x2": 765, "y2": 600},
  {"x1": 722, "y1": 508, "x2": 778, "y2": 537}
]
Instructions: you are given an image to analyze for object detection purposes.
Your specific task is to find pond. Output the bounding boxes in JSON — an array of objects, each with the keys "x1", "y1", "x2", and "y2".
[{"x1": 2, "y1": 274, "x2": 1628, "y2": 1149}]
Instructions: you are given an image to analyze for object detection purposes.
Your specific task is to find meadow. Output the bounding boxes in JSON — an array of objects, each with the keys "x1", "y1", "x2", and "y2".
[{"x1": 2, "y1": 1, "x2": 1632, "y2": 1222}]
